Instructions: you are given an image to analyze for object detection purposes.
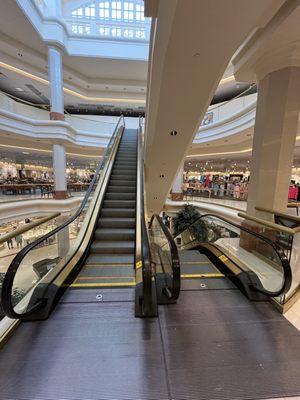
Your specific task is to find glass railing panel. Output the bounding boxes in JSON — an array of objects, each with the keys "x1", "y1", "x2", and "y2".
[
  {"x1": 0, "y1": 217, "x2": 61, "y2": 319},
  {"x1": 177, "y1": 215, "x2": 286, "y2": 295},
  {"x1": 285, "y1": 231, "x2": 300, "y2": 301},
  {"x1": 150, "y1": 217, "x2": 173, "y2": 276},
  {"x1": 148, "y1": 214, "x2": 180, "y2": 302}
]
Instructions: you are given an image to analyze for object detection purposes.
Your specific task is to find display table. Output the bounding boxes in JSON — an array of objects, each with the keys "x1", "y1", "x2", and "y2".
[{"x1": 0, "y1": 183, "x2": 53, "y2": 195}]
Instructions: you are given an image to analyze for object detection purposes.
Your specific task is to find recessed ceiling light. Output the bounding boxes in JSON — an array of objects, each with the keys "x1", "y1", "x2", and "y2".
[
  {"x1": 15, "y1": 87, "x2": 24, "y2": 92},
  {"x1": 170, "y1": 130, "x2": 178, "y2": 136},
  {"x1": 22, "y1": 151, "x2": 30, "y2": 155}
]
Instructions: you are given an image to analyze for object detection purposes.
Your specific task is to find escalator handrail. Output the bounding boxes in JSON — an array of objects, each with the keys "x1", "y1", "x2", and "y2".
[
  {"x1": 135, "y1": 116, "x2": 154, "y2": 315},
  {"x1": 173, "y1": 213, "x2": 292, "y2": 297},
  {"x1": 149, "y1": 214, "x2": 181, "y2": 300},
  {"x1": 1, "y1": 115, "x2": 125, "y2": 319}
]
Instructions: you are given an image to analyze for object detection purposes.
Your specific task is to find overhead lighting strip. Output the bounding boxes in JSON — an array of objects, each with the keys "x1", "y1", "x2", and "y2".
[
  {"x1": 187, "y1": 148, "x2": 252, "y2": 158},
  {"x1": 0, "y1": 144, "x2": 101, "y2": 158},
  {"x1": 0, "y1": 60, "x2": 234, "y2": 106},
  {"x1": 188, "y1": 135, "x2": 300, "y2": 158},
  {"x1": 0, "y1": 61, "x2": 145, "y2": 105}
]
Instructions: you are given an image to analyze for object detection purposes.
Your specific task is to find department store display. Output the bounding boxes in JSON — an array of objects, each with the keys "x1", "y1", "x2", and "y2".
[
  {"x1": 182, "y1": 171, "x2": 250, "y2": 201},
  {"x1": 0, "y1": 161, "x2": 95, "y2": 196}
]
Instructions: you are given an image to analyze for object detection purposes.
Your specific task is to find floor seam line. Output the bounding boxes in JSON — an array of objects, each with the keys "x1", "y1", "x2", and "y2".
[
  {"x1": 59, "y1": 300, "x2": 135, "y2": 305},
  {"x1": 158, "y1": 312, "x2": 173, "y2": 400}
]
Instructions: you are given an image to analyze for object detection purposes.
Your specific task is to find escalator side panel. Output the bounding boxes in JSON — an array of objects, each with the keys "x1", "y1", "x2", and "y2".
[{"x1": 198, "y1": 244, "x2": 268, "y2": 301}]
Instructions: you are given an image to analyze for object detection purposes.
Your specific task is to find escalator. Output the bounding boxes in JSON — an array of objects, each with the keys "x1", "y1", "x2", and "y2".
[
  {"x1": 150, "y1": 213, "x2": 292, "y2": 303},
  {"x1": 72, "y1": 128, "x2": 137, "y2": 289},
  {"x1": 0, "y1": 115, "x2": 156, "y2": 323}
]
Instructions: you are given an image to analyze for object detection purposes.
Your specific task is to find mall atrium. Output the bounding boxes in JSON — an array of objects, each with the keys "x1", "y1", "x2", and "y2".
[{"x1": 0, "y1": 1, "x2": 300, "y2": 399}]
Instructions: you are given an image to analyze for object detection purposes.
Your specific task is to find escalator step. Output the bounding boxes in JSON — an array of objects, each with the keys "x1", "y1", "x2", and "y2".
[
  {"x1": 109, "y1": 180, "x2": 136, "y2": 186},
  {"x1": 100, "y1": 208, "x2": 135, "y2": 218},
  {"x1": 94, "y1": 228, "x2": 135, "y2": 241},
  {"x1": 98, "y1": 217, "x2": 135, "y2": 228},
  {"x1": 105, "y1": 193, "x2": 136, "y2": 200},
  {"x1": 85, "y1": 253, "x2": 134, "y2": 265},
  {"x1": 106, "y1": 186, "x2": 136, "y2": 193},
  {"x1": 90, "y1": 241, "x2": 135, "y2": 254},
  {"x1": 110, "y1": 175, "x2": 136, "y2": 181},
  {"x1": 103, "y1": 200, "x2": 136, "y2": 208}
]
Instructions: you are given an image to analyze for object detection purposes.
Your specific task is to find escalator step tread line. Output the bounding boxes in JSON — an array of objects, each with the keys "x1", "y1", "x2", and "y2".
[
  {"x1": 73, "y1": 128, "x2": 137, "y2": 289},
  {"x1": 179, "y1": 249, "x2": 236, "y2": 290}
]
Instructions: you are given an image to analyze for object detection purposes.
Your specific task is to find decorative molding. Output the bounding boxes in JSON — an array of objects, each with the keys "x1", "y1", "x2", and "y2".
[
  {"x1": 50, "y1": 111, "x2": 65, "y2": 121},
  {"x1": 0, "y1": 197, "x2": 83, "y2": 223},
  {"x1": 0, "y1": 108, "x2": 111, "y2": 148},
  {"x1": 194, "y1": 98, "x2": 257, "y2": 144}
]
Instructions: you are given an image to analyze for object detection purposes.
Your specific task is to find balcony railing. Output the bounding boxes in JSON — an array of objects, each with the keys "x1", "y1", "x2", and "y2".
[{"x1": 63, "y1": 17, "x2": 150, "y2": 41}]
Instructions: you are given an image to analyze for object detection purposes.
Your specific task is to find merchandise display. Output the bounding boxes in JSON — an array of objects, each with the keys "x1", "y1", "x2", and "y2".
[
  {"x1": 0, "y1": 161, "x2": 95, "y2": 197},
  {"x1": 182, "y1": 173, "x2": 249, "y2": 201}
]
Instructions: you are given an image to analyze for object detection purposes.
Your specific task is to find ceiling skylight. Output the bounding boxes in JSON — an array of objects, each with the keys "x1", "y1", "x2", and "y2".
[{"x1": 62, "y1": 0, "x2": 150, "y2": 41}]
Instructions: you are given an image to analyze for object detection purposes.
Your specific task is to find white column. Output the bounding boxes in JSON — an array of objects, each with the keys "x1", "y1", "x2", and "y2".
[
  {"x1": 48, "y1": 45, "x2": 67, "y2": 198},
  {"x1": 171, "y1": 163, "x2": 184, "y2": 201},
  {"x1": 48, "y1": 46, "x2": 64, "y2": 118},
  {"x1": 247, "y1": 67, "x2": 300, "y2": 218},
  {"x1": 53, "y1": 144, "x2": 67, "y2": 198}
]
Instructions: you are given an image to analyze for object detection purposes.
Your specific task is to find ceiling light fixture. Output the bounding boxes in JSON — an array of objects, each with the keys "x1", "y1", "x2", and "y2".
[
  {"x1": 0, "y1": 144, "x2": 101, "y2": 158},
  {"x1": 187, "y1": 148, "x2": 253, "y2": 158},
  {"x1": 188, "y1": 135, "x2": 300, "y2": 158},
  {"x1": 0, "y1": 61, "x2": 146, "y2": 105}
]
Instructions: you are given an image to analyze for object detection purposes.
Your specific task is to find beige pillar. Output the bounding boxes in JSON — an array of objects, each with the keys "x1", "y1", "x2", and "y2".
[
  {"x1": 171, "y1": 163, "x2": 184, "y2": 201},
  {"x1": 247, "y1": 67, "x2": 300, "y2": 218}
]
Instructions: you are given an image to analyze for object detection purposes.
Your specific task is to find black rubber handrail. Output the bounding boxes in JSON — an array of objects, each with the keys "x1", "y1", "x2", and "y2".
[
  {"x1": 1, "y1": 115, "x2": 125, "y2": 319},
  {"x1": 135, "y1": 116, "x2": 155, "y2": 316},
  {"x1": 173, "y1": 213, "x2": 292, "y2": 297},
  {"x1": 149, "y1": 214, "x2": 180, "y2": 300}
]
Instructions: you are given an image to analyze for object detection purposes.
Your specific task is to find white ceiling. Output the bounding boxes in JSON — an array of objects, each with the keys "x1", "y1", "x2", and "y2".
[
  {"x1": 0, "y1": 0, "x2": 46, "y2": 54},
  {"x1": 0, "y1": 0, "x2": 148, "y2": 114},
  {"x1": 63, "y1": 55, "x2": 147, "y2": 81}
]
